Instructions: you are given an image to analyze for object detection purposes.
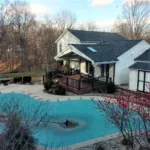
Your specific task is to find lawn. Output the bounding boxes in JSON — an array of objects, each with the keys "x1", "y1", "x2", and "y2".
[{"x1": 0, "y1": 71, "x2": 44, "y2": 81}]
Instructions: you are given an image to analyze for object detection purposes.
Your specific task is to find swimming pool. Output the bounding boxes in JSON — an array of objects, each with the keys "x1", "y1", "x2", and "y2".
[{"x1": 0, "y1": 93, "x2": 119, "y2": 148}]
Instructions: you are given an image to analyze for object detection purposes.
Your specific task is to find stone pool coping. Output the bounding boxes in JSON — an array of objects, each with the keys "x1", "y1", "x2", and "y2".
[
  {"x1": 67, "y1": 133, "x2": 121, "y2": 150},
  {"x1": 38, "y1": 133, "x2": 121, "y2": 150}
]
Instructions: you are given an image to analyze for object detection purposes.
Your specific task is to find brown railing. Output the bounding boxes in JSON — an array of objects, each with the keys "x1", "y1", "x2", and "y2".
[{"x1": 57, "y1": 74, "x2": 107, "y2": 90}]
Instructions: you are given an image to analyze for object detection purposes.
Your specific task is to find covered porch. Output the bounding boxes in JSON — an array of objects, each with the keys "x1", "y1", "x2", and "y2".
[{"x1": 54, "y1": 46, "x2": 116, "y2": 94}]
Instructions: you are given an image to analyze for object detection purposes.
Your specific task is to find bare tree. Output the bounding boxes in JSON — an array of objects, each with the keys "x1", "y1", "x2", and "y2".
[
  {"x1": 0, "y1": 0, "x2": 11, "y2": 44},
  {"x1": 114, "y1": 0, "x2": 150, "y2": 40},
  {"x1": 54, "y1": 10, "x2": 77, "y2": 33},
  {"x1": 0, "y1": 96, "x2": 53, "y2": 150},
  {"x1": 39, "y1": 20, "x2": 60, "y2": 66},
  {"x1": 27, "y1": 23, "x2": 46, "y2": 71},
  {"x1": 78, "y1": 21, "x2": 100, "y2": 31},
  {"x1": 10, "y1": 0, "x2": 36, "y2": 70},
  {"x1": 94, "y1": 89, "x2": 150, "y2": 150}
]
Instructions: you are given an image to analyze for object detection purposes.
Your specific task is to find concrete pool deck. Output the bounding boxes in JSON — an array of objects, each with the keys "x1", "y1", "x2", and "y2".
[{"x1": 0, "y1": 84, "x2": 105, "y2": 102}]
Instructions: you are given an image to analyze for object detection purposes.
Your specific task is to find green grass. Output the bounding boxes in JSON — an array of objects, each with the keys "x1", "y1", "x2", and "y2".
[{"x1": 0, "y1": 71, "x2": 44, "y2": 81}]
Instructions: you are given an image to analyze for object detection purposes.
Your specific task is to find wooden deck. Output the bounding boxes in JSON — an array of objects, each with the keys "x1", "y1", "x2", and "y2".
[{"x1": 56, "y1": 74, "x2": 107, "y2": 94}]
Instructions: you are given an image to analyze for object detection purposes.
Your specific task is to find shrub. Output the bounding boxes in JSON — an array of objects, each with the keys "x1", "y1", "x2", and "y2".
[
  {"x1": 58, "y1": 86, "x2": 66, "y2": 95},
  {"x1": 96, "y1": 146, "x2": 105, "y2": 150},
  {"x1": 14, "y1": 77, "x2": 22, "y2": 83},
  {"x1": 1, "y1": 113, "x2": 36, "y2": 150},
  {"x1": 98, "y1": 85, "x2": 107, "y2": 93},
  {"x1": 23, "y1": 76, "x2": 32, "y2": 83},
  {"x1": 121, "y1": 138, "x2": 133, "y2": 147},
  {"x1": 47, "y1": 71, "x2": 53, "y2": 78},
  {"x1": 52, "y1": 85, "x2": 66, "y2": 95},
  {"x1": 23, "y1": 76, "x2": 26, "y2": 83},
  {"x1": 27, "y1": 76, "x2": 32, "y2": 83},
  {"x1": 59, "y1": 70, "x2": 64, "y2": 74},
  {"x1": 44, "y1": 79, "x2": 53, "y2": 91},
  {"x1": 106, "y1": 80, "x2": 116, "y2": 94}
]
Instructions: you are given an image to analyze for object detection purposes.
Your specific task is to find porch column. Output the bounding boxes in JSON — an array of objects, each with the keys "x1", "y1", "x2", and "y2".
[
  {"x1": 92, "y1": 65, "x2": 94, "y2": 90},
  {"x1": 113, "y1": 63, "x2": 116, "y2": 83},
  {"x1": 79, "y1": 59, "x2": 81, "y2": 79}
]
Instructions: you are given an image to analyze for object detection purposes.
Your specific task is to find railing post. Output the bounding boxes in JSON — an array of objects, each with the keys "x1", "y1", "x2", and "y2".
[
  {"x1": 92, "y1": 79, "x2": 94, "y2": 89},
  {"x1": 66, "y1": 77, "x2": 68, "y2": 86},
  {"x1": 78, "y1": 79, "x2": 81, "y2": 90}
]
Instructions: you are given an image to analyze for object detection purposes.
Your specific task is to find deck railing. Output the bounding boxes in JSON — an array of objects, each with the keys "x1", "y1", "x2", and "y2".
[{"x1": 57, "y1": 74, "x2": 107, "y2": 90}]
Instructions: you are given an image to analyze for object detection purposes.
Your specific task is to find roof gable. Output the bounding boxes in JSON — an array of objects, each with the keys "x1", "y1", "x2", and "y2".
[
  {"x1": 129, "y1": 62, "x2": 150, "y2": 71},
  {"x1": 55, "y1": 30, "x2": 80, "y2": 43},
  {"x1": 68, "y1": 29, "x2": 126, "y2": 42},
  {"x1": 71, "y1": 40, "x2": 142, "y2": 62},
  {"x1": 135, "y1": 48, "x2": 150, "y2": 62}
]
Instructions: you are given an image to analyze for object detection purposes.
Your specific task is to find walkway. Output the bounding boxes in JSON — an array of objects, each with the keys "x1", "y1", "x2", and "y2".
[{"x1": 0, "y1": 84, "x2": 105, "y2": 102}]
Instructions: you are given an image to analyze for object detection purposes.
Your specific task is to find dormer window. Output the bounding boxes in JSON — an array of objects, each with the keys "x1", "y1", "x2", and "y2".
[{"x1": 59, "y1": 44, "x2": 62, "y2": 52}]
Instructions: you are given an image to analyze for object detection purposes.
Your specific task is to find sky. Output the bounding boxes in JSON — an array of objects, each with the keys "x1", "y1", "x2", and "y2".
[{"x1": 26, "y1": 0, "x2": 126, "y2": 30}]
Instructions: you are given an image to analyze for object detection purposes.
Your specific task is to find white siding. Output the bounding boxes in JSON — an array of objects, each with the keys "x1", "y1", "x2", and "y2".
[
  {"x1": 115, "y1": 40, "x2": 150, "y2": 85},
  {"x1": 80, "y1": 62, "x2": 86, "y2": 74},
  {"x1": 80, "y1": 62, "x2": 90, "y2": 74},
  {"x1": 129, "y1": 69, "x2": 138, "y2": 91},
  {"x1": 57, "y1": 31, "x2": 80, "y2": 55}
]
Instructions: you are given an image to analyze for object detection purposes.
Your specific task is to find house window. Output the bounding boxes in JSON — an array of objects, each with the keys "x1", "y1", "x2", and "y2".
[
  {"x1": 86, "y1": 61, "x2": 88, "y2": 73},
  {"x1": 101, "y1": 64, "x2": 104, "y2": 76},
  {"x1": 59, "y1": 44, "x2": 62, "y2": 52},
  {"x1": 137, "y1": 70, "x2": 150, "y2": 92}
]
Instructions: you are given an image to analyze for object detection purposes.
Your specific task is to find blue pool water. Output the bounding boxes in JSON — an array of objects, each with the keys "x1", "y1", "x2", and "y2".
[{"x1": 0, "y1": 93, "x2": 119, "y2": 148}]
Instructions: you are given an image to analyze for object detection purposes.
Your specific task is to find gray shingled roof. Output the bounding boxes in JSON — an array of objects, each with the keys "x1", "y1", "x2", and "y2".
[
  {"x1": 129, "y1": 62, "x2": 150, "y2": 71},
  {"x1": 135, "y1": 48, "x2": 150, "y2": 62},
  {"x1": 68, "y1": 29, "x2": 126, "y2": 42},
  {"x1": 72, "y1": 40, "x2": 142, "y2": 62}
]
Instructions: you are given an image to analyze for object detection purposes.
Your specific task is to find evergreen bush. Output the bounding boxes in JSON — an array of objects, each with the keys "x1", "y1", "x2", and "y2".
[
  {"x1": 106, "y1": 78, "x2": 116, "y2": 94},
  {"x1": 52, "y1": 85, "x2": 66, "y2": 95},
  {"x1": 14, "y1": 77, "x2": 22, "y2": 83},
  {"x1": 44, "y1": 79, "x2": 53, "y2": 91}
]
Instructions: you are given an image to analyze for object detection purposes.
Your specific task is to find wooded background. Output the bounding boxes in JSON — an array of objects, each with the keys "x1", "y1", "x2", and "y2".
[{"x1": 0, "y1": 0, "x2": 150, "y2": 73}]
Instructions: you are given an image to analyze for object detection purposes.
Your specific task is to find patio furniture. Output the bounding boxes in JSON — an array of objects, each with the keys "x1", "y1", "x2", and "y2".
[{"x1": 0, "y1": 78, "x2": 12, "y2": 85}]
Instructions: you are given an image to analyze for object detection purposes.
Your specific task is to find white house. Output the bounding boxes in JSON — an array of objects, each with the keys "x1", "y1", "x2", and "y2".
[
  {"x1": 129, "y1": 49, "x2": 150, "y2": 92},
  {"x1": 54, "y1": 29, "x2": 150, "y2": 92}
]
